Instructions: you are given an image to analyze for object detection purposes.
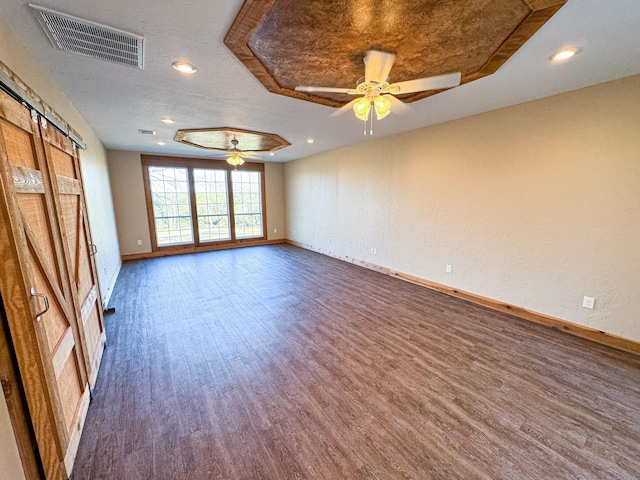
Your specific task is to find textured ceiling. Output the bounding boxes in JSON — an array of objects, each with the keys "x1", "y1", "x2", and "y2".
[
  {"x1": 227, "y1": 0, "x2": 565, "y2": 105},
  {"x1": 0, "y1": 0, "x2": 639, "y2": 163}
]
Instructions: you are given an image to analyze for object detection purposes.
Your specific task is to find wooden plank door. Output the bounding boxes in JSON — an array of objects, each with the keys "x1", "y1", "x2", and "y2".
[
  {"x1": 0, "y1": 90, "x2": 90, "y2": 479},
  {"x1": 41, "y1": 123, "x2": 105, "y2": 389},
  {"x1": 0, "y1": 298, "x2": 41, "y2": 479}
]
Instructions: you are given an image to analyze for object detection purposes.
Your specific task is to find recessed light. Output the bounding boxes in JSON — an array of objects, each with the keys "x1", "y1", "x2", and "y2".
[
  {"x1": 269, "y1": 152, "x2": 275, "y2": 156},
  {"x1": 306, "y1": 138, "x2": 315, "y2": 143},
  {"x1": 157, "y1": 141, "x2": 166, "y2": 146},
  {"x1": 161, "y1": 117, "x2": 175, "y2": 124},
  {"x1": 171, "y1": 61, "x2": 197, "y2": 74},
  {"x1": 551, "y1": 48, "x2": 579, "y2": 62}
]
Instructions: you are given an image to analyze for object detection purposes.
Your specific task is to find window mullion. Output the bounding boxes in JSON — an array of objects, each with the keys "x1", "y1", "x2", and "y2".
[
  {"x1": 187, "y1": 167, "x2": 200, "y2": 245},
  {"x1": 260, "y1": 171, "x2": 267, "y2": 239},
  {"x1": 227, "y1": 168, "x2": 237, "y2": 241}
]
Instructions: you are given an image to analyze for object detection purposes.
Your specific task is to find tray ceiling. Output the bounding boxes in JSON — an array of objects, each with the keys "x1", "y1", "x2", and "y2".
[
  {"x1": 174, "y1": 127, "x2": 290, "y2": 152},
  {"x1": 225, "y1": 0, "x2": 567, "y2": 106}
]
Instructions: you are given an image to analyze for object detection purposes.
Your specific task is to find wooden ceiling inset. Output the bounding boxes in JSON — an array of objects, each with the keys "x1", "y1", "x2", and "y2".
[
  {"x1": 174, "y1": 127, "x2": 290, "y2": 152},
  {"x1": 225, "y1": 0, "x2": 567, "y2": 107}
]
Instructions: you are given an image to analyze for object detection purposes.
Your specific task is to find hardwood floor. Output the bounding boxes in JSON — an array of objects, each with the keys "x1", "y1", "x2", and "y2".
[{"x1": 72, "y1": 244, "x2": 640, "y2": 479}]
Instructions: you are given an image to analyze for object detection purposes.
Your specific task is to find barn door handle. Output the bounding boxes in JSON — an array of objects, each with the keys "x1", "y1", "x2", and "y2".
[
  {"x1": 30, "y1": 288, "x2": 49, "y2": 322},
  {"x1": 89, "y1": 243, "x2": 98, "y2": 255}
]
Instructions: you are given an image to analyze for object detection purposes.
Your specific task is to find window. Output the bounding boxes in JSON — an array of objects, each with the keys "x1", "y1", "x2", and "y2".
[
  {"x1": 148, "y1": 166, "x2": 193, "y2": 246},
  {"x1": 194, "y1": 168, "x2": 230, "y2": 242},
  {"x1": 142, "y1": 156, "x2": 266, "y2": 251},
  {"x1": 232, "y1": 170, "x2": 263, "y2": 239}
]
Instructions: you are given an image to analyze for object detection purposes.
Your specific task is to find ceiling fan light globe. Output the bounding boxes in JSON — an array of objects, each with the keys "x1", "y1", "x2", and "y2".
[
  {"x1": 374, "y1": 95, "x2": 392, "y2": 120},
  {"x1": 226, "y1": 153, "x2": 245, "y2": 166},
  {"x1": 353, "y1": 97, "x2": 371, "y2": 121}
]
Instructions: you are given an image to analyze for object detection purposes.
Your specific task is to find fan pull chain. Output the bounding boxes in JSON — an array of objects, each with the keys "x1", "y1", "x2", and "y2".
[
  {"x1": 363, "y1": 105, "x2": 369, "y2": 135},
  {"x1": 360, "y1": 102, "x2": 381, "y2": 135},
  {"x1": 369, "y1": 103, "x2": 374, "y2": 136},
  {"x1": 363, "y1": 102, "x2": 374, "y2": 136}
]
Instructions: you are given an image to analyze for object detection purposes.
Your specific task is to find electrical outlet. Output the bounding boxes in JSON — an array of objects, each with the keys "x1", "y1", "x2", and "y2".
[
  {"x1": 273, "y1": 228, "x2": 277, "y2": 233},
  {"x1": 293, "y1": 230, "x2": 296, "y2": 235},
  {"x1": 370, "y1": 248, "x2": 378, "y2": 254},
  {"x1": 137, "y1": 239, "x2": 142, "y2": 246},
  {"x1": 582, "y1": 296, "x2": 595, "y2": 309},
  {"x1": 446, "y1": 264, "x2": 453, "y2": 274},
  {"x1": 327, "y1": 237, "x2": 331, "y2": 243}
]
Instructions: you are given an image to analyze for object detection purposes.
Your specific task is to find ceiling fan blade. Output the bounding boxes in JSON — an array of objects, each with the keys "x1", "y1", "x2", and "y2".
[
  {"x1": 386, "y1": 72, "x2": 461, "y2": 95},
  {"x1": 388, "y1": 95, "x2": 410, "y2": 114},
  {"x1": 295, "y1": 86, "x2": 356, "y2": 94},
  {"x1": 364, "y1": 50, "x2": 396, "y2": 84},
  {"x1": 330, "y1": 98, "x2": 360, "y2": 117}
]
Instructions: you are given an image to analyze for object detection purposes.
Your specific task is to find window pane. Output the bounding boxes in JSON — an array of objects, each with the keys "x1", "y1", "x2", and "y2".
[
  {"x1": 149, "y1": 166, "x2": 193, "y2": 246},
  {"x1": 231, "y1": 170, "x2": 263, "y2": 239},
  {"x1": 194, "y1": 168, "x2": 231, "y2": 242}
]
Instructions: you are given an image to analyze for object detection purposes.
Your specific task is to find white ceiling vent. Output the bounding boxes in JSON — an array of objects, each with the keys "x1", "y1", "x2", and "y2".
[{"x1": 29, "y1": 4, "x2": 144, "y2": 69}]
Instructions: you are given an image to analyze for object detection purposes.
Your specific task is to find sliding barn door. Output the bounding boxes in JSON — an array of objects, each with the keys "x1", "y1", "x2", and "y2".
[
  {"x1": 0, "y1": 89, "x2": 101, "y2": 479},
  {"x1": 42, "y1": 123, "x2": 105, "y2": 388}
]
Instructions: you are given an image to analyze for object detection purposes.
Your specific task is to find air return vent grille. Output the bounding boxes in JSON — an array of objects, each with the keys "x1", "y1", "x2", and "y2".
[{"x1": 29, "y1": 4, "x2": 144, "y2": 69}]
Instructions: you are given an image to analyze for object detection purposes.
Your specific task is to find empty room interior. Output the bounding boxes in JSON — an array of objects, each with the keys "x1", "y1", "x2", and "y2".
[{"x1": 1, "y1": 0, "x2": 639, "y2": 479}]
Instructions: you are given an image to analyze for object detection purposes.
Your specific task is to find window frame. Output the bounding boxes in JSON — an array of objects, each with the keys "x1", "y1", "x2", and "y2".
[
  {"x1": 141, "y1": 155, "x2": 267, "y2": 253},
  {"x1": 147, "y1": 165, "x2": 195, "y2": 246},
  {"x1": 230, "y1": 169, "x2": 265, "y2": 240}
]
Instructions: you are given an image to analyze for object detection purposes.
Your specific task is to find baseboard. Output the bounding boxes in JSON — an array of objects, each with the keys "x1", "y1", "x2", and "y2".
[
  {"x1": 102, "y1": 260, "x2": 121, "y2": 310},
  {"x1": 286, "y1": 239, "x2": 640, "y2": 356},
  {"x1": 121, "y1": 238, "x2": 286, "y2": 261}
]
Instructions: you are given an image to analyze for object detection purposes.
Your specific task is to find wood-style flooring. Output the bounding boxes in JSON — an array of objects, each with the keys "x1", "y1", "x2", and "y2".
[{"x1": 72, "y1": 244, "x2": 640, "y2": 479}]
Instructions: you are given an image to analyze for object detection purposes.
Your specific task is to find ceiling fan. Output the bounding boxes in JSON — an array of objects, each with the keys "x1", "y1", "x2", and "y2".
[
  {"x1": 212, "y1": 137, "x2": 260, "y2": 167},
  {"x1": 295, "y1": 50, "x2": 461, "y2": 134}
]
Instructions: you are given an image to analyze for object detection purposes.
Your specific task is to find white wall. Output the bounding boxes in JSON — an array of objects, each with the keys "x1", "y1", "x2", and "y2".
[
  {"x1": 285, "y1": 75, "x2": 640, "y2": 342},
  {"x1": 108, "y1": 151, "x2": 287, "y2": 256},
  {"x1": 0, "y1": 392, "x2": 25, "y2": 480},
  {"x1": 265, "y1": 162, "x2": 286, "y2": 239},
  {"x1": 0, "y1": 16, "x2": 121, "y2": 308},
  {"x1": 107, "y1": 151, "x2": 153, "y2": 255}
]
